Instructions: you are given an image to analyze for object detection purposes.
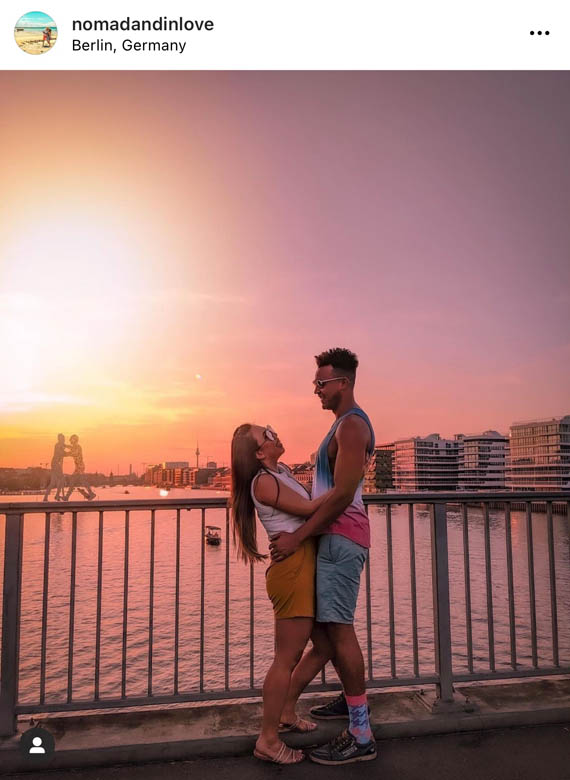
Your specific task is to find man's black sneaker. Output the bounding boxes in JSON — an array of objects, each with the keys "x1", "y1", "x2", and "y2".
[
  {"x1": 309, "y1": 693, "x2": 349, "y2": 720},
  {"x1": 309, "y1": 729, "x2": 377, "y2": 765},
  {"x1": 309, "y1": 693, "x2": 371, "y2": 720}
]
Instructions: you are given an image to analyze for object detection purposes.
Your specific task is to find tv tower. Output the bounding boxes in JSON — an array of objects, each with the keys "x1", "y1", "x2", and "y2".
[{"x1": 195, "y1": 442, "x2": 200, "y2": 469}]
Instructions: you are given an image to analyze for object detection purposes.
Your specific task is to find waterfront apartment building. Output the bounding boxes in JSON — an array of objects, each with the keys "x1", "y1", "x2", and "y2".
[
  {"x1": 142, "y1": 462, "x2": 191, "y2": 487},
  {"x1": 455, "y1": 430, "x2": 510, "y2": 491},
  {"x1": 289, "y1": 463, "x2": 314, "y2": 489},
  {"x1": 174, "y1": 467, "x2": 191, "y2": 487},
  {"x1": 506, "y1": 415, "x2": 570, "y2": 491},
  {"x1": 208, "y1": 468, "x2": 232, "y2": 490},
  {"x1": 144, "y1": 465, "x2": 163, "y2": 485},
  {"x1": 364, "y1": 446, "x2": 394, "y2": 493},
  {"x1": 387, "y1": 434, "x2": 459, "y2": 491},
  {"x1": 144, "y1": 464, "x2": 199, "y2": 487}
]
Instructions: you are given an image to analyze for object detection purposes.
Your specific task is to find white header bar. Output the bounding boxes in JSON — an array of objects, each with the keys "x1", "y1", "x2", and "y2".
[{"x1": 2, "y1": 0, "x2": 569, "y2": 70}]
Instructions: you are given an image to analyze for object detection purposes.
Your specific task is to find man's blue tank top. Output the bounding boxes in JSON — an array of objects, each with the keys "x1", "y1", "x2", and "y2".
[{"x1": 311, "y1": 406, "x2": 375, "y2": 548}]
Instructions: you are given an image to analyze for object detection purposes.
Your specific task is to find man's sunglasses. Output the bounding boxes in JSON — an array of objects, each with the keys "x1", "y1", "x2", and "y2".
[{"x1": 313, "y1": 377, "x2": 349, "y2": 389}]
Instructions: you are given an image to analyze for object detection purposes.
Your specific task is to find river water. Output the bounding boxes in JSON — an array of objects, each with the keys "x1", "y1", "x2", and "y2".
[{"x1": 1, "y1": 486, "x2": 568, "y2": 705}]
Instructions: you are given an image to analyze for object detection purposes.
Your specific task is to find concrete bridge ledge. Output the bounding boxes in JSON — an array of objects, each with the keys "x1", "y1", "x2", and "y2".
[{"x1": 1, "y1": 677, "x2": 569, "y2": 774}]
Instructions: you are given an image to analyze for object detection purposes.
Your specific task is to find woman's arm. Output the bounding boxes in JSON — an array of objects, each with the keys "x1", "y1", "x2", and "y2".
[
  {"x1": 310, "y1": 490, "x2": 334, "y2": 512},
  {"x1": 254, "y1": 474, "x2": 333, "y2": 518}
]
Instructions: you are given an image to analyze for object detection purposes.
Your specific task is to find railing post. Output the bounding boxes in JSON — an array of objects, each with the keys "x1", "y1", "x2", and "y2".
[
  {"x1": 430, "y1": 502, "x2": 473, "y2": 714},
  {"x1": 0, "y1": 513, "x2": 23, "y2": 736},
  {"x1": 431, "y1": 502, "x2": 454, "y2": 702}
]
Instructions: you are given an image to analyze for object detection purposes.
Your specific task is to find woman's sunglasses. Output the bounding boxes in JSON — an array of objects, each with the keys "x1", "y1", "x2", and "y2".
[{"x1": 257, "y1": 425, "x2": 278, "y2": 449}]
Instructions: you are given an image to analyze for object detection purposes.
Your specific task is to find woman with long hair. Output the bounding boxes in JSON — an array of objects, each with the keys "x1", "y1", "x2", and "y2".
[{"x1": 231, "y1": 423, "x2": 332, "y2": 764}]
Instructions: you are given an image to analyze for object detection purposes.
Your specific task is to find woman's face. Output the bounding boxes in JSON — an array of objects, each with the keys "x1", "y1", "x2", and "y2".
[{"x1": 252, "y1": 424, "x2": 285, "y2": 460}]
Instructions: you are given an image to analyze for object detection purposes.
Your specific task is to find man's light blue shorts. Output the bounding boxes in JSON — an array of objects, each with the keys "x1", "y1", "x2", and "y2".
[{"x1": 316, "y1": 533, "x2": 368, "y2": 624}]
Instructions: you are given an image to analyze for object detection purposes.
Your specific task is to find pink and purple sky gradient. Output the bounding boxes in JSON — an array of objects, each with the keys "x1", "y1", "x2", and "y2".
[{"x1": 1, "y1": 71, "x2": 569, "y2": 471}]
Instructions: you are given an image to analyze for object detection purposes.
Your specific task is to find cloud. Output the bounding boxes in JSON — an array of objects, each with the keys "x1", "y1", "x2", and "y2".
[
  {"x1": 0, "y1": 288, "x2": 251, "y2": 313},
  {"x1": 128, "y1": 289, "x2": 252, "y2": 307},
  {"x1": 0, "y1": 391, "x2": 91, "y2": 413}
]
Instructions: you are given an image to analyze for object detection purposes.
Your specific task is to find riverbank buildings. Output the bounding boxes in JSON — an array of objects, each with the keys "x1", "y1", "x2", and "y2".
[
  {"x1": 506, "y1": 415, "x2": 570, "y2": 491},
  {"x1": 364, "y1": 416, "x2": 569, "y2": 493}
]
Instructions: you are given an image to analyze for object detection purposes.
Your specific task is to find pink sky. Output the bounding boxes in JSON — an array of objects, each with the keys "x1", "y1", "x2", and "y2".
[{"x1": 1, "y1": 72, "x2": 569, "y2": 471}]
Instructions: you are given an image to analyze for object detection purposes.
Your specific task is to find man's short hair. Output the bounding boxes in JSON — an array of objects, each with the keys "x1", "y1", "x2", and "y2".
[{"x1": 315, "y1": 347, "x2": 359, "y2": 383}]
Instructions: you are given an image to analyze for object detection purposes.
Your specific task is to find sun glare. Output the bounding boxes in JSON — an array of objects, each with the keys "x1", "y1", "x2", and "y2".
[{"x1": 2, "y1": 208, "x2": 148, "y2": 407}]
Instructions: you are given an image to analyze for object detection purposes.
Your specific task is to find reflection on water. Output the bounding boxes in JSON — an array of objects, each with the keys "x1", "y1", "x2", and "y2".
[{"x1": 0, "y1": 486, "x2": 568, "y2": 704}]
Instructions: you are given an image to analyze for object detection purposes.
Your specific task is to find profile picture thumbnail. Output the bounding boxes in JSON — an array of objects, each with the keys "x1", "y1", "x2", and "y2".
[{"x1": 14, "y1": 11, "x2": 57, "y2": 55}]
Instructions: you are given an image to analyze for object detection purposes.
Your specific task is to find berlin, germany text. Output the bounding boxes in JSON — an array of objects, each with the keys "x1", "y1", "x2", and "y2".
[{"x1": 72, "y1": 39, "x2": 188, "y2": 53}]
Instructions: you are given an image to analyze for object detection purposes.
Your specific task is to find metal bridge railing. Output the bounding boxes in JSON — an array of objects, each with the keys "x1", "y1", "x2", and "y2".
[{"x1": 1, "y1": 493, "x2": 569, "y2": 736}]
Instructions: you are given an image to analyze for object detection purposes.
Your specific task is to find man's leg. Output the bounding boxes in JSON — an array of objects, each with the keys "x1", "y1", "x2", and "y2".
[
  {"x1": 326, "y1": 622, "x2": 365, "y2": 695},
  {"x1": 309, "y1": 622, "x2": 375, "y2": 764},
  {"x1": 324, "y1": 536, "x2": 372, "y2": 741},
  {"x1": 327, "y1": 622, "x2": 373, "y2": 742},
  {"x1": 43, "y1": 473, "x2": 55, "y2": 501},
  {"x1": 308, "y1": 535, "x2": 376, "y2": 764},
  {"x1": 55, "y1": 472, "x2": 65, "y2": 499}
]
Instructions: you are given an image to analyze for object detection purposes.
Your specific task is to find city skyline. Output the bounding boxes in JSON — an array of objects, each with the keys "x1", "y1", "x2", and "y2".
[
  {"x1": 3, "y1": 412, "x2": 568, "y2": 475},
  {"x1": 2, "y1": 71, "x2": 569, "y2": 472}
]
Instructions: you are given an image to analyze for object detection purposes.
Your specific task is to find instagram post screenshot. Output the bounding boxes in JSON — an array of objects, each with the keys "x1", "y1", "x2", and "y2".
[{"x1": 0, "y1": 0, "x2": 569, "y2": 776}]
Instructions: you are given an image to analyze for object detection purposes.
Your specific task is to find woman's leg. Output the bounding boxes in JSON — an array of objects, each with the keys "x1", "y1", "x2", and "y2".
[
  {"x1": 256, "y1": 616, "x2": 313, "y2": 754},
  {"x1": 280, "y1": 621, "x2": 336, "y2": 723}
]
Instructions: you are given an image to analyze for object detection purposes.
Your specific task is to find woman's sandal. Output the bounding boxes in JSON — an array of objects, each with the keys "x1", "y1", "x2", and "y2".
[
  {"x1": 253, "y1": 742, "x2": 305, "y2": 764},
  {"x1": 278, "y1": 716, "x2": 318, "y2": 733}
]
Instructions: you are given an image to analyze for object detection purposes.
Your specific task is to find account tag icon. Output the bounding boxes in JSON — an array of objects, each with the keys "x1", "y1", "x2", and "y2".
[{"x1": 19, "y1": 725, "x2": 56, "y2": 760}]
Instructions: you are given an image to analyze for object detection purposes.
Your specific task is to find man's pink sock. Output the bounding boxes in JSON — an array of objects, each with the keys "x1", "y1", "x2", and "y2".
[{"x1": 345, "y1": 692, "x2": 373, "y2": 744}]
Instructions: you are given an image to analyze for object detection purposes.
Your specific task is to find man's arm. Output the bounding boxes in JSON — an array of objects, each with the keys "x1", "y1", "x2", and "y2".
[
  {"x1": 254, "y1": 474, "x2": 333, "y2": 517},
  {"x1": 269, "y1": 415, "x2": 369, "y2": 560}
]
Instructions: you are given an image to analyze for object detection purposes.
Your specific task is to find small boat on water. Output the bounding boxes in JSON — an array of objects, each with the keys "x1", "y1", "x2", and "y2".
[{"x1": 205, "y1": 525, "x2": 222, "y2": 546}]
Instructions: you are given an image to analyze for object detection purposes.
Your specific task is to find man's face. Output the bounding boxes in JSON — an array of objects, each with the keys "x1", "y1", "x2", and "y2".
[{"x1": 313, "y1": 365, "x2": 346, "y2": 411}]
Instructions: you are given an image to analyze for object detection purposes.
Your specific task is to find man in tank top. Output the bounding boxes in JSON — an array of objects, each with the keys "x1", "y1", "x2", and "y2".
[{"x1": 269, "y1": 347, "x2": 377, "y2": 765}]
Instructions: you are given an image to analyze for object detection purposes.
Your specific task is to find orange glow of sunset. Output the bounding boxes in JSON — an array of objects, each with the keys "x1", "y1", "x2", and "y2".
[{"x1": 2, "y1": 72, "x2": 569, "y2": 472}]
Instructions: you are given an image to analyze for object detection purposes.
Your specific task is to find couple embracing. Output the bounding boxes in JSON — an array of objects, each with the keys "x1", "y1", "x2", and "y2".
[{"x1": 230, "y1": 347, "x2": 377, "y2": 766}]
